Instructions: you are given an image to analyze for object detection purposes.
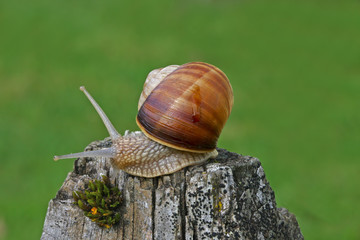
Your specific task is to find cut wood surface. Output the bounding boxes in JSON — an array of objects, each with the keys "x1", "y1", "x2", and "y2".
[{"x1": 42, "y1": 137, "x2": 304, "y2": 240}]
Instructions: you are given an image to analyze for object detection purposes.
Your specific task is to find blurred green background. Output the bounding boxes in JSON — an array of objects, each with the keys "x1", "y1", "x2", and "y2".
[{"x1": 0, "y1": 0, "x2": 359, "y2": 239}]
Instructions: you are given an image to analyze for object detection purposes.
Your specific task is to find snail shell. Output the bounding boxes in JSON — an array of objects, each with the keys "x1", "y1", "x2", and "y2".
[
  {"x1": 137, "y1": 62, "x2": 233, "y2": 152},
  {"x1": 54, "y1": 62, "x2": 233, "y2": 178}
]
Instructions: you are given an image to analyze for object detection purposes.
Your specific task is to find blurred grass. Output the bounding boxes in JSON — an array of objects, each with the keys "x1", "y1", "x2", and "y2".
[{"x1": 0, "y1": 0, "x2": 359, "y2": 239}]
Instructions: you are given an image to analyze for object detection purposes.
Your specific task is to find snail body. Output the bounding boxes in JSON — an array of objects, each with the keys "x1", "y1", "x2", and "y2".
[
  {"x1": 54, "y1": 62, "x2": 233, "y2": 178},
  {"x1": 110, "y1": 131, "x2": 217, "y2": 177}
]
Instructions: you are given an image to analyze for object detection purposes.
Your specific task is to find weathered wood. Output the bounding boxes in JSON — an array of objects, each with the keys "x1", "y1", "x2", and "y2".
[{"x1": 42, "y1": 137, "x2": 304, "y2": 240}]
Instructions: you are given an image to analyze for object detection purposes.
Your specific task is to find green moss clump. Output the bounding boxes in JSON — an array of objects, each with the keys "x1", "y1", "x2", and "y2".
[{"x1": 73, "y1": 175, "x2": 122, "y2": 228}]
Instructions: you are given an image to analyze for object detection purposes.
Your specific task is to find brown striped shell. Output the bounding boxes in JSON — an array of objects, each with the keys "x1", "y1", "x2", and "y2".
[{"x1": 136, "y1": 62, "x2": 233, "y2": 153}]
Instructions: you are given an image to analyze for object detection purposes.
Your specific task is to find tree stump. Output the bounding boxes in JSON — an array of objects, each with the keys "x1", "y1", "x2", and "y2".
[{"x1": 41, "y1": 137, "x2": 304, "y2": 240}]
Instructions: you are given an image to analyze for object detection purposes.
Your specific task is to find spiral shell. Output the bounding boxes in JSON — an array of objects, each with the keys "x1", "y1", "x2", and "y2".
[{"x1": 136, "y1": 62, "x2": 233, "y2": 152}]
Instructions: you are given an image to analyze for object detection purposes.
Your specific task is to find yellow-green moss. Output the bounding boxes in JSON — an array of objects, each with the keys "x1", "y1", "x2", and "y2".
[{"x1": 73, "y1": 175, "x2": 122, "y2": 228}]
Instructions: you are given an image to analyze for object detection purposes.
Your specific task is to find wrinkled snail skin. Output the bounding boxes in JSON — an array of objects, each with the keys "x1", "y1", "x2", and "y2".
[
  {"x1": 111, "y1": 131, "x2": 218, "y2": 177},
  {"x1": 53, "y1": 62, "x2": 232, "y2": 178}
]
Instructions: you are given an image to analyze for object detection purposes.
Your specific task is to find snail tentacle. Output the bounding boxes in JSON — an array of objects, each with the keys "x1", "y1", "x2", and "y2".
[
  {"x1": 80, "y1": 86, "x2": 121, "y2": 140},
  {"x1": 53, "y1": 147, "x2": 116, "y2": 161}
]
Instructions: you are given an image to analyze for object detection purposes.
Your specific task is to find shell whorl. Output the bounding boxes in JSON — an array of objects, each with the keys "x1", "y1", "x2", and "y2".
[
  {"x1": 138, "y1": 65, "x2": 180, "y2": 110},
  {"x1": 111, "y1": 131, "x2": 218, "y2": 177}
]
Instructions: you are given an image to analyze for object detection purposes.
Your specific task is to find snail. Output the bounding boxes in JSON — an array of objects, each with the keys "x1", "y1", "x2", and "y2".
[{"x1": 54, "y1": 62, "x2": 233, "y2": 178}]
